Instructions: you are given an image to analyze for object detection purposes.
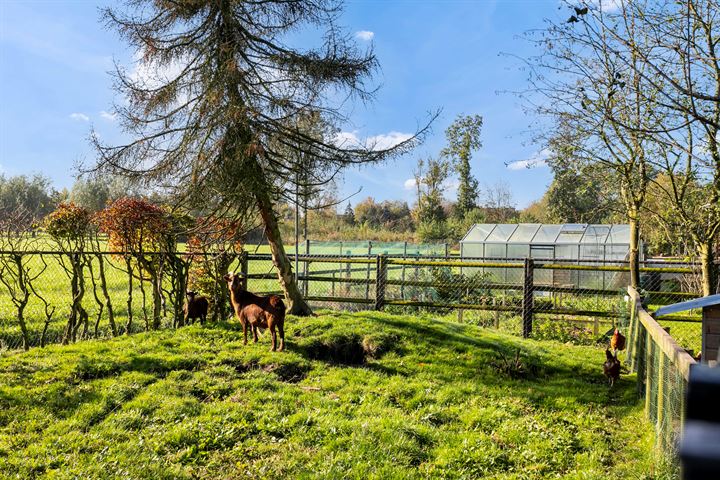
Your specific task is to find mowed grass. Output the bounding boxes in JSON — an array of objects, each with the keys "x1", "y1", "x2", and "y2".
[{"x1": 0, "y1": 311, "x2": 674, "y2": 479}]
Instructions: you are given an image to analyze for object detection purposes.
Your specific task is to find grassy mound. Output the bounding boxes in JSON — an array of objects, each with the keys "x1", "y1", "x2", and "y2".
[{"x1": 0, "y1": 311, "x2": 672, "y2": 479}]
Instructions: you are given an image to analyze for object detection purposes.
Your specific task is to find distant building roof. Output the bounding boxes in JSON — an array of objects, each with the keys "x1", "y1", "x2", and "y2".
[{"x1": 653, "y1": 294, "x2": 720, "y2": 318}]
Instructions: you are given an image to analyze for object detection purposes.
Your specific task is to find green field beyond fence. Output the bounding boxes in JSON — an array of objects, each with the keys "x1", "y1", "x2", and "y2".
[{"x1": 0, "y1": 249, "x2": 705, "y2": 356}]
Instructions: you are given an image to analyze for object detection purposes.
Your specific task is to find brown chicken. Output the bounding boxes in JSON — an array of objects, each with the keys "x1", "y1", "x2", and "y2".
[
  {"x1": 610, "y1": 328, "x2": 626, "y2": 353},
  {"x1": 603, "y1": 349, "x2": 621, "y2": 387}
]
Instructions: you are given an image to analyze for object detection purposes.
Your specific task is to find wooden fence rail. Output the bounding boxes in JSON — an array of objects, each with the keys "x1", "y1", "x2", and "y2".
[{"x1": 242, "y1": 254, "x2": 705, "y2": 338}]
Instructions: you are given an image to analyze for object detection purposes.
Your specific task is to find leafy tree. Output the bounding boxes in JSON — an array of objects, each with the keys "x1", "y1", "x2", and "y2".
[
  {"x1": 96, "y1": 198, "x2": 176, "y2": 332},
  {"x1": 93, "y1": 0, "x2": 431, "y2": 314},
  {"x1": 441, "y1": 114, "x2": 482, "y2": 218},
  {"x1": 526, "y1": 2, "x2": 665, "y2": 287},
  {"x1": 186, "y1": 216, "x2": 244, "y2": 323},
  {"x1": 0, "y1": 174, "x2": 55, "y2": 220},
  {"x1": 343, "y1": 202, "x2": 355, "y2": 226},
  {"x1": 518, "y1": 196, "x2": 549, "y2": 223},
  {"x1": 70, "y1": 177, "x2": 110, "y2": 212},
  {"x1": 481, "y1": 181, "x2": 517, "y2": 223},
  {"x1": 412, "y1": 157, "x2": 450, "y2": 225},
  {"x1": 355, "y1": 197, "x2": 413, "y2": 231},
  {"x1": 44, "y1": 203, "x2": 97, "y2": 342},
  {"x1": 545, "y1": 149, "x2": 613, "y2": 224}
]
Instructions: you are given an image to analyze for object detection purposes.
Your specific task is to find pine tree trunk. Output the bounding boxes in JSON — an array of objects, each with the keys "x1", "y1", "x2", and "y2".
[{"x1": 255, "y1": 188, "x2": 313, "y2": 316}]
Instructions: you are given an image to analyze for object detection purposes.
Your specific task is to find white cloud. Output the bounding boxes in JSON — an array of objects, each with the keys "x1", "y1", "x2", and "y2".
[
  {"x1": 99, "y1": 110, "x2": 116, "y2": 121},
  {"x1": 69, "y1": 113, "x2": 89, "y2": 122},
  {"x1": 355, "y1": 31, "x2": 375, "y2": 41},
  {"x1": 596, "y1": 0, "x2": 622, "y2": 12},
  {"x1": 404, "y1": 178, "x2": 416, "y2": 190},
  {"x1": 506, "y1": 149, "x2": 549, "y2": 170},
  {"x1": 334, "y1": 130, "x2": 413, "y2": 151}
]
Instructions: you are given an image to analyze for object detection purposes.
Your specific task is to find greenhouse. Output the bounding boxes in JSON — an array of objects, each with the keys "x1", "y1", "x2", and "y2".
[{"x1": 460, "y1": 223, "x2": 640, "y2": 289}]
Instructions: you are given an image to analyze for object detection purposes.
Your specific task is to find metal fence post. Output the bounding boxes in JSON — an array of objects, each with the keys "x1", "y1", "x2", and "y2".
[
  {"x1": 522, "y1": 257, "x2": 534, "y2": 338},
  {"x1": 375, "y1": 254, "x2": 387, "y2": 311},
  {"x1": 401, "y1": 241, "x2": 407, "y2": 300},
  {"x1": 365, "y1": 241, "x2": 372, "y2": 299},
  {"x1": 303, "y1": 239, "x2": 310, "y2": 296}
]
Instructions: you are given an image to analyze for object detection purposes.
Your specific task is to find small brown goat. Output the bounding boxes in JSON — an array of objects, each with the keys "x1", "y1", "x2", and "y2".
[
  {"x1": 184, "y1": 291, "x2": 209, "y2": 325},
  {"x1": 223, "y1": 272, "x2": 285, "y2": 351}
]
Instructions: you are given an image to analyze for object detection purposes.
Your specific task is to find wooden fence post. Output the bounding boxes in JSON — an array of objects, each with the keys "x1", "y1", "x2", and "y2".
[
  {"x1": 240, "y1": 251, "x2": 248, "y2": 291},
  {"x1": 375, "y1": 255, "x2": 387, "y2": 311},
  {"x1": 522, "y1": 258, "x2": 534, "y2": 338}
]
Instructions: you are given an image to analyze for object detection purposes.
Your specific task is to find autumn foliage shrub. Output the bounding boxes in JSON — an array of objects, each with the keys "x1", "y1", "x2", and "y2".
[{"x1": 186, "y1": 216, "x2": 244, "y2": 321}]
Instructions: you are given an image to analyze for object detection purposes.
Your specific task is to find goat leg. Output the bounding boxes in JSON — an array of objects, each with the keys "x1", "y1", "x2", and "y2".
[{"x1": 270, "y1": 324, "x2": 277, "y2": 352}]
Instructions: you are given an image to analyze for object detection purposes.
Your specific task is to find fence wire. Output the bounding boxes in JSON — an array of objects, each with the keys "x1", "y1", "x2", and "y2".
[
  {"x1": 0, "y1": 252, "x2": 707, "y2": 355},
  {"x1": 626, "y1": 287, "x2": 696, "y2": 461}
]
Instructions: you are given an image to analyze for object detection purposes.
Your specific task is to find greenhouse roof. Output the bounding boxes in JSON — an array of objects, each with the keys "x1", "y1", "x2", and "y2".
[{"x1": 460, "y1": 224, "x2": 632, "y2": 245}]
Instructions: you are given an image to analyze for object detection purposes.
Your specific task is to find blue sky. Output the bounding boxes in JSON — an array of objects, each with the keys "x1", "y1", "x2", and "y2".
[{"x1": 0, "y1": 0, "x2": 568, "y2": 209}]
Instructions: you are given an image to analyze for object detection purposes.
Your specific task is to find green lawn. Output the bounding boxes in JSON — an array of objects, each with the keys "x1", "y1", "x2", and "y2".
[{"x1": 0, "y1": 311, "x2": 674, "y2": 479}]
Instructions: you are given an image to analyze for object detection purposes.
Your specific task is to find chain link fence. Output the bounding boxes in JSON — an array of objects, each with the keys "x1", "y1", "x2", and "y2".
[
  {"x1": 625, "y1": 286, "x2": 697, "y2": 461},
  {"x1": 0, "y1": 251, "x2": 706, "y2": 354}
]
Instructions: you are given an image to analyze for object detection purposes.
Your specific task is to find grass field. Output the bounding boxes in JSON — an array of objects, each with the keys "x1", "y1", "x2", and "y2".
[{"x1": 0, "y1": 311, "x2": 675, "y2": 479}]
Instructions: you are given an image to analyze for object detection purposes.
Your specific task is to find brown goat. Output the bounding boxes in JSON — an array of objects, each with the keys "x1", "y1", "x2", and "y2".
[
  {"x1": 184, "y1": 291, "x2": 209, "y2": 325},
  {"x1": 223, "y1": 272, "x2": 285, "y2": 351}
]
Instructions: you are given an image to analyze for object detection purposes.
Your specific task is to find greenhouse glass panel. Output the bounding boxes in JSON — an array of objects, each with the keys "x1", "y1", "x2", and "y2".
[
  {"x1": 530, "y1": 245, "x2": 554, "y2": 259},
  {"x1": 556, "y1": 224, "x2": 587, "y2": 243},
  {"x1": 484, "y1": 244, "x2": 506, "y2": 258},
  {"x1": 462, "y1": 224, "x2": 496, "y2": 242},
  {"x1": 507, "y1": 244, "x2": 530, "y2": 258},
  {"x1": 508, "y1": 224, "x2": 541, "y2": 243},
  {"x1": 461, "y1": 243, "x2": 484, "y2": 258},
  {"x1": 608, "y1": 224, "x2": 631, "y2": 244},
  {"x1": 579, "y1": 244, "x2": 605, "y2": 261},
  {"x1": 485, "y1": 224, "x2": 518, "y2": 242},
  {"x1": 606, "y1": 244, "x2": 630, "y2": 262},
  {"x1": 555, "y1": 244, "x2": 579, "y2": 260},
  {"x1": 581, "y1": 225, "x2": 610, "y2": 244},
  {"x1": 532, "y1": 225, "x2": 562, "y2": 243}
]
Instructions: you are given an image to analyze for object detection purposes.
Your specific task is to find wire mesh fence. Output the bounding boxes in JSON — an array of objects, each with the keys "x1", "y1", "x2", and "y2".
[
  {"x1": 0, "y1": 250, "x2": 706, "y2": 355},
  {"x1": 625, "y1": 286, "x2": 697, "y2": 460}
]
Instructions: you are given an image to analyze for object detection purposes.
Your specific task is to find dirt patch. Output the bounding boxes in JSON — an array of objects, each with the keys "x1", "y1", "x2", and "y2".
[
  {"x1": 219, "y1": 358, "x2": 259, "y2": 374},
  {"x1": 262, "y1": 362, "x2": 310, "y2": 383},
  {"x1": 304, "y1": 332, "x2": 400, "y2": 365}
]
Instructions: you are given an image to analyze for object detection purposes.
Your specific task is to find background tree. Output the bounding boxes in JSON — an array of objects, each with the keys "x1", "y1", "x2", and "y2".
[
  {"x1": 441, "y1": 114, "x2": 482, "y2": 218},
  {"x1": 481, "y1": 181, "x2": 518, "y2": 223},
  {"x1": 343, "y1": 202, "x2": 355, "y2": 226},
  {"x1": 413, "y1": 157, "x2": 451, "y2": 241},
  {"x1": 545, "y1": 143, "x2": 614, "y2": 224},
  {"x1": 0, "y1": 174, "x2": 56, "y2": 220},
  {"x1": 70, "y1": 177, "x2": 110, "y2": 212},
  {"x1": 93, "y1": 0, "x2": 431, "y2": 315},
  {"x1": 524, "y1": 1, "x2": 665, "y2": 287}
]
